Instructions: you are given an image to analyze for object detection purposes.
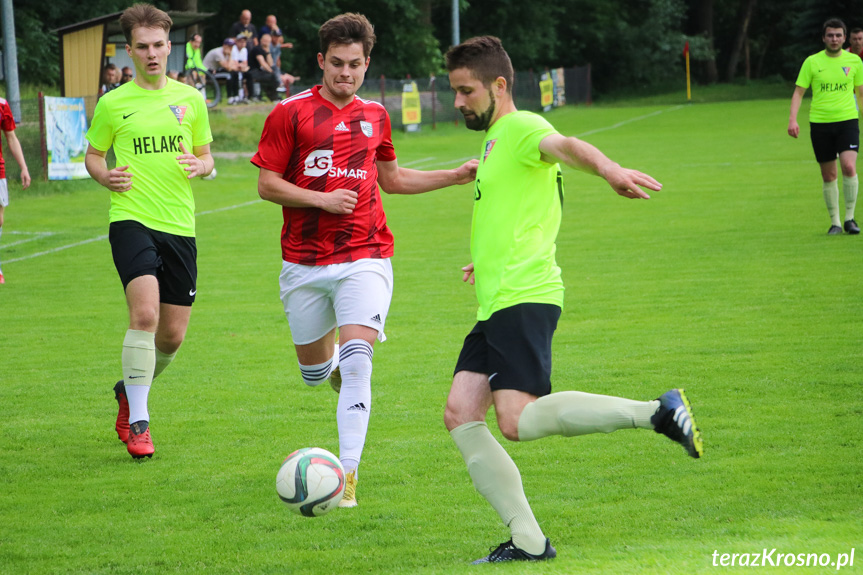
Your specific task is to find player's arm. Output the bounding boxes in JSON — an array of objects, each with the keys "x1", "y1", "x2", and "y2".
[
  {"x1": 3, "y1": 129, "x2": 30, "y2": 189},
  {"x1": 257, "y1": 167, "x2": 357, "y2": 214},
  {"x1": 376, "y1": 158, "x2": 478, "y2": 195},
  {"x1": 538, "y1": 133, "x2": 660, "y2": 199},
  {"x1": 85, "y1": 144, "x2": 132, "y2": 192},
  {"x1": 177, "y1": 142, "x2": 214, "y2": 179},
  {"x1": 788, "y1": 85, "x2": 807, "y2": 138}
]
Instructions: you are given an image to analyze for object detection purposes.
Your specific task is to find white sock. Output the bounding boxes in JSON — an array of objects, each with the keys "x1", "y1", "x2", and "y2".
[
  {"x1": 336, "y1": 339, "x2": 373, "y2": 473},
  {"x1": 153, "y1": 348, "x2": 177, "y2": 380},
  {"x1": 122, "y1": 329, "x2": 155, "y2": 424},
  {"x1": 824, "y1": 180, "x2": 841, "y2": 227},
  {"x1": 843, "y1": 174, "x2": 858, "y2": 222},
  {"x1": 298, "y1": 343, "x2": 339, "y2": 387}
]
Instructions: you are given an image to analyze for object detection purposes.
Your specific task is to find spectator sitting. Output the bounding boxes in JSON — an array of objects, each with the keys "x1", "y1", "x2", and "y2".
[
  {"x1": 249, "y1": 33, "x2": 280, "y2": 101},
  {"x1": 100, "y1": 63, "x2": 120, "y2": 95},
  {"x1": 231, "y1": 35, "x2": 251, "y2": 102},
  {"x1": 185, "y1": 33, "x2": 205, "y2": 86},
  {"x1": 167, "y1": 70, "x2": 180, "y2": 80},
  {"x1": 229, "y1": 10, "x2": 258, "y2": 46},
  {"x1": 269, "y1": 29, "x2": 299, "y2": 93},
  {"x1": 204, "y1": 39, "x2": 242, "y2": 104},
  {"x1": 120, "y1": 66, "x2": 134, "y2": 84}
]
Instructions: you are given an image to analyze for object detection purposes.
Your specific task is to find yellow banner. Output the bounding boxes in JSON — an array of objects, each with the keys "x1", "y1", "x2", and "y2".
[
  {"x1": 539, "y1": 78, "x2": 554, "y2": 108},
  {"x1": 105, "y1": 44, "x2": 116, "y2": 57},
  {"x1": 402, "y1": 81, "x2": 421, "y2": 126}
]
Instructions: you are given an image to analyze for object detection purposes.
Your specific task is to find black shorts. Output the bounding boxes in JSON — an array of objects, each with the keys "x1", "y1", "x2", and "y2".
[
  {"x1": 454, "y1": 303, "x2": 561, "y2": 396},
  {"x1": 108, "y1": 220, "x2": 198, "y2": 306},
  {"x1": 810, "y1": 120, "x2": 860, "y2": 164}
]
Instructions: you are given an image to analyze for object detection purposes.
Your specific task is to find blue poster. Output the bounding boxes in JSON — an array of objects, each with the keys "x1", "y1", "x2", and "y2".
[{"x1": 45, "y1": 97, "x2": 89, "y2": 180}]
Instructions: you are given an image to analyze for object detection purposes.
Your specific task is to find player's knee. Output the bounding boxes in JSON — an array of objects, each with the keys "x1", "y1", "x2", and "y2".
[
  {"x1": 498, "y1": 419, "x2": 521, "y2": 442},
  {"x1": 444, "y1": 398, "x2": 481, "y2": 432}
]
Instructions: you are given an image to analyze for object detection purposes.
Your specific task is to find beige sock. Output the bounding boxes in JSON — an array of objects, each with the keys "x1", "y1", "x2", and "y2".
[
  {"x1": 518, "y1": 391, "x2": 659, "y2": 442},
  {"x1": 450, "y1": 421, "x2": 547, "y2": 555},
  {"x1": 843, "y1": 174, "x2": 858, "y2": 222},
  {"x1": 824, "y1": 180, "x2": 841, "y2": 227},
  {"x1": 153, "y1": 348, "x2": 177, "y2": 380}
]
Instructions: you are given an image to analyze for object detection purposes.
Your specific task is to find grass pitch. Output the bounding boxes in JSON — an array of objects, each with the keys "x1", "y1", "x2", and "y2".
[{"x1": 1, "y1": 98, "x2": 861, "y2": 574}]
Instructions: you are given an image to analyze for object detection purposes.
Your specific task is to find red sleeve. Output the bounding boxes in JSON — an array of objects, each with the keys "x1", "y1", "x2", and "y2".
[
  {"x1": 376, "y1": 111, "x2": 396, "y2": 162},
  {"x1": 0, "y1": 102, "x2": 15, "y2": 132},
  {"x1": 251, "y1": 103, "x2": 294, "y2": 174}
]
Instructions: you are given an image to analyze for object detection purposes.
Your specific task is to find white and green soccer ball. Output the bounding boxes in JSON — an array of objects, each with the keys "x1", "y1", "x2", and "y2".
[{"x1": 276, "y1": 447, "x2": 345, "y2": 517}]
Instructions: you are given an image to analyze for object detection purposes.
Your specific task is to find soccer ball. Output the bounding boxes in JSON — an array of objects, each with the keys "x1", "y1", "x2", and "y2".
[
  {"x1": 202, "y1": 167, "x2": 217, "y2": 180},
  {"x1": 276, "y1": 447, "x2": 345, "y2": 517}
]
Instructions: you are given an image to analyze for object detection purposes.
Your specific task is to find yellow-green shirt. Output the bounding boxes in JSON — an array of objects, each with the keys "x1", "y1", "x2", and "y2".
[
  {"x1": 86, "y1": 79, "x2": 213, "y2": 236},
  {"x1": 471, "y1": 111, "x2": 564, "y2": 321},
  {"x1": 796, "y1": 50, "x2": 863, "y2": 123}
]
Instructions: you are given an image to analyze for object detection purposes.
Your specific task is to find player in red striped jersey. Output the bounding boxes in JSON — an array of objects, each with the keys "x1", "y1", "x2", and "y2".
[{"x1": 252, "y1": 13, "x2": 477, "y2": 508}]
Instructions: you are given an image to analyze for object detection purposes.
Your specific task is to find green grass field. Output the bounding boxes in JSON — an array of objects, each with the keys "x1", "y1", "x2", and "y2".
[{"x1": 1, "y1": 98, "x2": 861, "y2": 574}]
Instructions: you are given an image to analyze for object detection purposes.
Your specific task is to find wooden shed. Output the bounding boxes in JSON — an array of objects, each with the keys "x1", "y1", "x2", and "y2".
[{"x1": 55, "y1": 11, "x2": 213, "y2": 103}]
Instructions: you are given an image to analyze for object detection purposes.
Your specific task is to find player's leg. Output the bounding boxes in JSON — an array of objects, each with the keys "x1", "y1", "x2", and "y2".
[
  {"x1": 838, "y1": 122, "x2": 859, "y2": 234},
  {"x1": 0, "y1": 179, "x2": 8, "y2": 283},
  {"x1": 331, "y1": 258, "x2": 393, "y2": 507},
  {"x1": 445, "y1": 326, "x2": 553, "y2": 562},
  {"x1": 812, "y1": 123, "x2": 842, "y2": 234}
]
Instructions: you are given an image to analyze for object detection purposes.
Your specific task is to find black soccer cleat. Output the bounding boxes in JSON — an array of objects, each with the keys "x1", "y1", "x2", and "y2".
[
  {"x1": 652, "y1": 389, "x2": 703, "y2": 458},
  {"x1": 844, "y1": 219, "x2": 860, "y2": 235},
  {"x1": 471, "y1": 539, "x2": 556, "y2": 564},
  {"x1": 828, "y1": 225, "x2": 843, "y2": 235}
]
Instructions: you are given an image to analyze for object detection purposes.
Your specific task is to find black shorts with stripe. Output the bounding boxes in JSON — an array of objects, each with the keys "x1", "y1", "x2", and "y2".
[{"x1": 454, "y1": 302, "x2": 561, "y2": 396}]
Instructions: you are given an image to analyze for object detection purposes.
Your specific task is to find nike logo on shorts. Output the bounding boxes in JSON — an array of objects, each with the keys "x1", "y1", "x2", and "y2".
[{"x1": 189, "y1": 288, "x2": 197, "y2": 296}]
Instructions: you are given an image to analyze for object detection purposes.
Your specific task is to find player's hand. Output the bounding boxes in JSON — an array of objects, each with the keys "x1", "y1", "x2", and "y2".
[
  {"x1": 603, "y1": 165, "x2": 660, "y2": 199},
  {"x1": 788, "y1": 121, "x2": 800, "y2": 139},
  {"x1": 105, "y1": 165, "x2": 133, "y2": 192},
  {"x1": 321, "y1": 188, "x2": 358, "y2": 214},
  {"x1": 462, "y1": 262, "x2": 475, "y2": 285},
  {"x1": 20, "y1": 169, "x2": 31, "y2": 190},
  {"x1": 454, "y1": 159, "x2": 479, "y2": 184},
  {"x1": 177, "y1": 141, "x2": 207, "y2": 179}
]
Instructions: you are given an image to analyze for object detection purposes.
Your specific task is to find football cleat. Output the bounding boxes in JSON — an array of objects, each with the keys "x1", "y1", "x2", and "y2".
[
  {"x1": 844, "y1": 219, "x2": 860, "y2": 235},
  {"x1": 329, "y1": 366, "x2": 342, "y2": 393},
  {"x1": 828, "y1": 225, "x2": 843, "y2": 235},
  {"x1": 472, "y1": 539, "x2": 556, "y2": 564},
  {"x1": 652, "y1": 389, "x2": 703, "y2": 458},
  {"x1": 114, "y1": 380, "x2": 130, "y2": 443},
  {"x1": 127, "y1": 420, "x2": 154, "y2": 459},
  {"x1": 338, "y1": 470, "x2": 357, "y2": 508}
]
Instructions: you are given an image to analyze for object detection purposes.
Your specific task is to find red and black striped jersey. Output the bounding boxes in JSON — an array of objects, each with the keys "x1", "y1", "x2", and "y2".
[{"x1": 252, "y1": 86, "x2": 397, "y2": 265}]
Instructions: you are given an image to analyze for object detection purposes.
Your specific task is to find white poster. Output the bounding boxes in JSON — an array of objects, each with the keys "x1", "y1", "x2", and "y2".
[{"x1": 45, "y1": 97, "x2": 89, "y2": 180}]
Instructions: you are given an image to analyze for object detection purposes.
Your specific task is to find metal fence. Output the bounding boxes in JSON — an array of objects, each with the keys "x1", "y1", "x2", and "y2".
[{"x1": 2, "y1": 65, "x2": 589, "y2": 182}]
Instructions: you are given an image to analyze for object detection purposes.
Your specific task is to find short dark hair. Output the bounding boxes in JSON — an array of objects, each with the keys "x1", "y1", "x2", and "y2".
[
  {"x1": 319, "y1": 13, "x2": 376, "y2": 59},
  {"x1": 445, "y1": 36, "x2": 514, "y2": 93},
  {"x1": 851, "y1": 27, "x2": 863, "y2": 35},
  {"x1": 823, "y1": 18, "x2": 847, "y2": 38},
  {"x1": 119, "y1": 3, "x2": 172, "y2": 44}
]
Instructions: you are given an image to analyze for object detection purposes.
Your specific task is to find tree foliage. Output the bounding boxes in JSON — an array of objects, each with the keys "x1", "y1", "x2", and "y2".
[{"x1": 9, "y1": 0, "x2": 863, "y2": 94}]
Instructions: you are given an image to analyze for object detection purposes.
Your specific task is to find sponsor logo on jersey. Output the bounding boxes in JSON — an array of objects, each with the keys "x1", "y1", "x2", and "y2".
[
  {"x1": 169, "y1": 105, "x2": 188, "y2": 125},
  {"x1": 843, "y1": 67, "x2": 852, "y2": 76},
  {"x1": 303, "y1": 149, "x2": 369, "y2": 180},
  {"x1": 483, "y1": 139, "x2": 497, "y2": 162},
  {"x1": 132, "y1": 135, "x2": 184, "y2": 155},
  {"x1": 335, "y1": 121, "x2": 350, "y2": 132},
  {"x1": 360, "y1": 121, "x2": 373, "y2": 138}
]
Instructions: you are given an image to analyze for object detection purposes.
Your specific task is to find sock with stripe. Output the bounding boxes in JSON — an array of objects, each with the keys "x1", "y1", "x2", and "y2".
[
  {"x1": 298, "y1": 343, "x2": 339, "y2": 387},
  {"x1": 518, "y1": 391, "x2": 659, "y2": 441},
  {"x1": 450, "y1": 421, "x2": 547, "y2": 555},
  {"x1": 336, "y1": 339, "x2": 373, "y2": 473}
]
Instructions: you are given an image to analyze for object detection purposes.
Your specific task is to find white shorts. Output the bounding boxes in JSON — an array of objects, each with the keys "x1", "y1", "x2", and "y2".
[
  {"x1": 279, "y1": 258, "x2": 393, "y2": 345},
  {"x1": 0, "y1": 179, "x2": 8, "y2": 207}
]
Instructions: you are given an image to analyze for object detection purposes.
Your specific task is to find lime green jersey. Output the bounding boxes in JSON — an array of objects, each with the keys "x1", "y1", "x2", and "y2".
[
  {"x1": 86, "y1": 79, "x2": 213, "y2": 236},
  {"x1": 796, "y1": 50, "x2": 863, "y2": 123},
  {"x1": 471, "y1": 111, "x2": 563, "y2": 321}
]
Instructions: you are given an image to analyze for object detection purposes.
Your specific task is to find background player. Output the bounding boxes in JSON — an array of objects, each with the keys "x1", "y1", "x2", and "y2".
[
  {"x1": 85, "y1": 3, "x2": 214, "y2": 459},
  {"x1": 252, "y1": 13, "x2": 476, "y2": 508},
  {"x1": 0, "y1": 96, "x2": 31, "y2": 285},
  {"x1": 789, "y1": 18, "x2": 863, "y2": 235},
  {"x1": 444, "y1": 36, "x2": 702, "y2": 563}
]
